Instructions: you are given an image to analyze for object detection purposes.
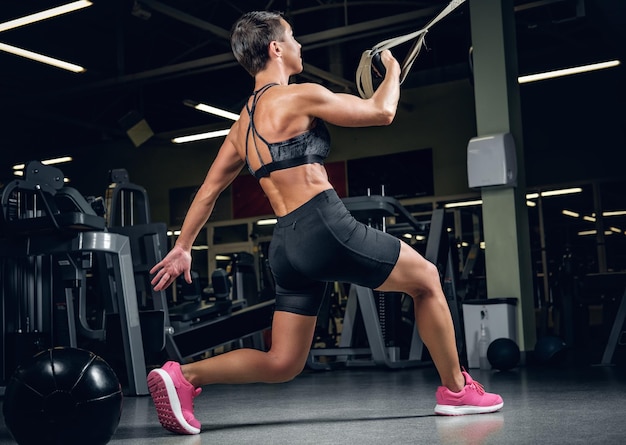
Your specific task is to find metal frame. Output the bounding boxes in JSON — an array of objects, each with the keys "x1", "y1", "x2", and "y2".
[{"x1": 0, "y1": 231, "x2": 149, "y2": 396}]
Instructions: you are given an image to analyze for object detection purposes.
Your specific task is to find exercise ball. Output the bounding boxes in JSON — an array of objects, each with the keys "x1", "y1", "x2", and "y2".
[
  {"x1": 2, "y1": 347, "x2": 123, "y2": 445},
  {"x1": 534, "y1": 335, "x2": 567, "y2": 365},
  {"x1": 487, "y1": 338, "x2": 520, "y2": 371}
]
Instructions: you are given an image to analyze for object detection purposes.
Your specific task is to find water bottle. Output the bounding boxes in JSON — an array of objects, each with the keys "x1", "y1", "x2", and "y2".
[{"x1": 478, "y1": 322, "x2": 491, "y2": 370}]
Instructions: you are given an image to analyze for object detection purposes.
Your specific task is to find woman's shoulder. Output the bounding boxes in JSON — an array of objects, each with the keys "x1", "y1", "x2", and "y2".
[
  {"x1": 285, "y1": 82, "x2": 329, "y2": 95},
  {"x1": 277, "y1": 83, "x2": 335, "y2": 113}
]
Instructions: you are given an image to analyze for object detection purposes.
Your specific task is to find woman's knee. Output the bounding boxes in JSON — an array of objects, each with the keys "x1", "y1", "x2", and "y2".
[
  {"x1": 266, "y1": 353, "x2": 307, "y2": 383},
  {"x1": 407, "y1": 258, "x2": 444, "y2": 300},
  {"x1": 422, "y1": 259, "x2": 442, "y2": 287}
]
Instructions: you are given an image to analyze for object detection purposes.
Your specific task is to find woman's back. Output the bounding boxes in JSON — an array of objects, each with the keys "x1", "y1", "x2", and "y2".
[{"x1": 230, "y1": 83, "x2": 334, "y2": 216}]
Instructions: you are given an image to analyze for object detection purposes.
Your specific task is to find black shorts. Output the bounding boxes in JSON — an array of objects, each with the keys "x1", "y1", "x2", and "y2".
[{"x1": 269, "y1": 189, "x2": 401, "y2": 316}]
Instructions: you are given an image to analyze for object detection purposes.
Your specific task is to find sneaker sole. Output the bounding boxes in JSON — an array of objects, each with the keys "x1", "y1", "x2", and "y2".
[
  {"x1": 434, "y1": 401, "x2": 504, "y2": 416},
  {"x1": 147, "y1": 369, "x2": 201, "y2": 435}
]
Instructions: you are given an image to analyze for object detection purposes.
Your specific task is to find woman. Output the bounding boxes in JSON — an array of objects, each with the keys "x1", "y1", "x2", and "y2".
[{"x1": 147, "y1": 11, "x2": 503, "y2": 435}]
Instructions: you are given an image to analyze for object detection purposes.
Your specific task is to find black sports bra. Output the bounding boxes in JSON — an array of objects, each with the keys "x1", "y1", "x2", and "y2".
[{"x1": 245, "y1": 83, "x2": 331, "y2": 179}]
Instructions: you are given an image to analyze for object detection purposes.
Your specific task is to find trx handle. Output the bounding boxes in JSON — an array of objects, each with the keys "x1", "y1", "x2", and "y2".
[{"x1": 356, "y1": 0, "x2": 466, "y2": 99}]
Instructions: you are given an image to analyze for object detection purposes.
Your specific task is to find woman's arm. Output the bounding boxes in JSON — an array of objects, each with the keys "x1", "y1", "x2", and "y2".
[
  {"x1": 297, "y1": 50, "x2": 401, "y2": 127},
  {"x1": 150, "y1": 134, "x2": 245, "y2": 291}
]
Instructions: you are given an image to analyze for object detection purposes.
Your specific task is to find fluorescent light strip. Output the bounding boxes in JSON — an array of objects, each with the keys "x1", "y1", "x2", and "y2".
[
  {"x1": 519, "y1": 60, "x2": 621, "y2": 84},
  {"x1": 578, "y1": 230, "x2": 596, "y2": 236},
  {"x1": 526, "y1": 187, "x2": 583, "y2": 199},
  {"x1": 604, "y1": 210, "x2": 626, "y2": 217},
  {"x1": 0, "y1": 42, "x2": 85, "y2": 72},
  {"x1": 13, "y1": 156, "x2": 73, "y2": 171},
  {"x1": 445, "y1": 187, "x2": 583, "y2": 208},
  {"x1": 191, "y1": 245, "x2": 209, "y2": 251},
  {"x1": 0, "y1": 1, "x2": 93, "y2": 33},
  {"x1": 172, "y1": 129, "x2": 230, "y2": 143},
  {"x1": 562, "y1": 209, "x2": 580, "y2": 218},
  {"x1": 539, "y1": 187, "x2": 583, "y2": 197},
  {"x1": 444, "y1": 199, "x2": 483, "y2": 208},
  {"x1": 195, "y1": 104, "x2": 239, "y2": 121}
]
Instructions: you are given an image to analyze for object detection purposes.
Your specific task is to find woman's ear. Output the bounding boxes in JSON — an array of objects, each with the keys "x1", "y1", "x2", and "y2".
[{"x1": 269, "y1": 40, "x2": 282, "y2": 59}]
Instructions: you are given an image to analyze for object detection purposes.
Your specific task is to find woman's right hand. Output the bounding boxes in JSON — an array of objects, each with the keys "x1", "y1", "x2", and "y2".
[
  {"x1": 379, "y1": 49, "x2": 400, "y2": 77},
  {"x1": 150, "y1": 245, "x2": 193, "y2": 291}
]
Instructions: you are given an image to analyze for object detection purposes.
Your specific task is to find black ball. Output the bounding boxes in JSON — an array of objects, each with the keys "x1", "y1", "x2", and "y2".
[
  {"x1": 487, "y1": 337, "x2": 520, "y2": 371},
  {"x1": 534, "y1": 335, "x2": 567, "y2": 364},
  {"x1": 3, "y1": 347, "x2": 123, "y2": 445}
]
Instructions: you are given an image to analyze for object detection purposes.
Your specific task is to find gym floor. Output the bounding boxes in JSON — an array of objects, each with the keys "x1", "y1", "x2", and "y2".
[{"x1": 3, "y1": 361, "x2": 624, "y2": 444}]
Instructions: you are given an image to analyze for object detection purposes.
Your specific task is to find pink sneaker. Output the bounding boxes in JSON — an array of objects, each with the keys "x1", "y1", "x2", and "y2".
[
  {"x1": 147, "y1": 361, "x2": 202, "y2": 434},
  {"x1": 434, "y1": 371, "x2": 503, "y2": 416}
]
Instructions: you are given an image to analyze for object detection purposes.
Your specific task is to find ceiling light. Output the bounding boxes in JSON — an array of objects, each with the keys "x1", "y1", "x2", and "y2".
[
  {"x1": 526, "y1": 187, "x2": 583, "y2": 199},
  {"x1": 184, "y1": 100, "x2": 239, "y2": 121},
  {"x1": 172, "y1": 129, "x2": 230, "y2": 144},
  {"x1": 562, "y1": 210, "x2": 580, "y2": 218},
  {"x1": 583, "y1": 215, "x2": 596, "y2": 222},
  {"x1": 444, "y1": 199, "x2": 483, "y2": 208},
  {"x1": 0, "y1": 1, "x2": 92, "y2": 72},
  {"x1": 191, "y1": 245, "x2": 209, "y2": 251},
  {"x1": 256, "y1": 218, "x2": 278, "y2": 226},
  {"x1": 13, "y1": 156, "x2": 73, "y2": 170},
  {"x1": 540, "y1": 187, "x2": 583, "y2": 197},
  {"x1": 196, "y1": 104, "x2": 239, "y2": 121},
  {"x1": 578, "y1": 230, "x2": 596, "y2": 236},
  {"x1": 0, "y1": 1, "x2": 93, "y2": 33},
  {"x1": 0, "y1": 42, "x2": 85, "y2": 72},
  {"x1": 519, "y1": 60, "x2": 621, "y2": 84},
  {"x1": 603, "y1": 210, "x2": 626, "y2": 217},
  {"x1": 445, "y1": 188, "x2": 583, "y2": 209}
]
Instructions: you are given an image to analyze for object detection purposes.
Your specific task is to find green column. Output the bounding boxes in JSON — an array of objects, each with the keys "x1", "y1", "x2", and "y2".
[{"x1": 469, "y1": 0, "x2": 536, "y2": 353}]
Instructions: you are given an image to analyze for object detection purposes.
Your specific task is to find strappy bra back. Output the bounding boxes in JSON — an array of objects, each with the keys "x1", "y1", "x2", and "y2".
[{"x1": 245, "y1": 83, "x2": 331, "y2": 179}]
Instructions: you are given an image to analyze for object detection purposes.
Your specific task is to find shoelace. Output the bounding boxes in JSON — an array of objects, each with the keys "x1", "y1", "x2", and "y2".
[
  {"x1": 356, "y1": 0, "x2": 466, "y2": 99},
  {"x1": 468, "y1": 379, "x2": 486, "y2": 395}
]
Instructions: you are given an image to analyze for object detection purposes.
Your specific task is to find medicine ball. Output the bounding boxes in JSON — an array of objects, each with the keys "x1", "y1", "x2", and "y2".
[
  {"x1": 487, "y1": 338, "x2": 520, "y2": 371},
  {"x1": 534, "y1": 335, "x2": 567, "y2": 365},
  {"x1": 2, "y1": 347, "x2": 123, "y2": 445}
]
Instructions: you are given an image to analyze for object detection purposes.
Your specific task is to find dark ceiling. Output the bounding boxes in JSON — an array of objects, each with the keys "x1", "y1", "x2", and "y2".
[{"x1": 0, "y1": 0, "x2": 624, "y2": 168}]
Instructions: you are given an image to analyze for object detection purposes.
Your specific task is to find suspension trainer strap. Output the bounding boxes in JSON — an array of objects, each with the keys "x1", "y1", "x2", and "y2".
[{"x1": 356, "y1": 0, "x2": 466, "y2": 99}]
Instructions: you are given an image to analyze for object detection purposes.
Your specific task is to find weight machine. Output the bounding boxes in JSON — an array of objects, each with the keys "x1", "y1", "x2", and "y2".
[
  {"x1": 0, "y1": 161, "x2": 148, "y2": 395},
  {"x1": 1, "y1": 163, "x2": 275, "y2": 396}
]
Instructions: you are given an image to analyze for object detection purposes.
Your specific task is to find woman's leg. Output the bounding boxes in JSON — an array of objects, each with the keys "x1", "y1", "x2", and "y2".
[
  {"x1": 375, "y1": 241, "x2": 465, "y2": 391},
  {"x1": 181, "y1": 310, "x2": 318, "y2": 387}
]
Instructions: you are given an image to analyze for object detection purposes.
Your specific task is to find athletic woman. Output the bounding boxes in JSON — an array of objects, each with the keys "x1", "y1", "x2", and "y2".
[{"x1": 147, "y1": 11, "x2": 503, "y2": 435}]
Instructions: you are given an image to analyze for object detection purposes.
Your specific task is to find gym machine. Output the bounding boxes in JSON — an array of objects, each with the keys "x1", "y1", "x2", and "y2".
[
  {"x1": 0, "y1": 161, "x2": 149, "y2": 395},
  {"x1": 307, "y1": 195, "x2": 465, "y2": 370},
  {"x1": 1, "y1": 163, "x2": 275, "y2": 396},
  {"x1": 103, "y1": 169, "x2": 275, "y2": 363}
]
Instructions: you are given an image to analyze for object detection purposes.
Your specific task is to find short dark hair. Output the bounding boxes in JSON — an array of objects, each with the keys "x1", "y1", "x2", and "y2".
[{"x1": 230, "y1": 11, "x2": 287, "y2": 76}]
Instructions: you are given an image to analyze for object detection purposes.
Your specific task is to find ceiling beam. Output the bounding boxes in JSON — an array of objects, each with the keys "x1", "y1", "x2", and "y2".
[
  {"x1": 33, "y1": 4, "x2": 447, "y2": 102},
  {"x1": 139, "y1": 0, "x2": 231, "y2": 40}
]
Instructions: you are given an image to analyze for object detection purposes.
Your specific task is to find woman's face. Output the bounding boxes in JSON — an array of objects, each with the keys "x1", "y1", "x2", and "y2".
[{"x1": 278, "y1": 19, "x2": 303, "y2": 74}]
